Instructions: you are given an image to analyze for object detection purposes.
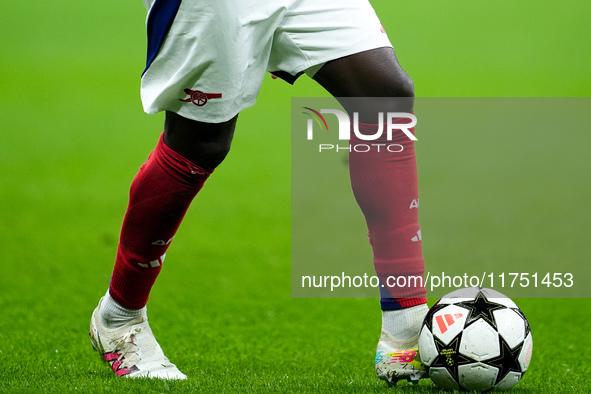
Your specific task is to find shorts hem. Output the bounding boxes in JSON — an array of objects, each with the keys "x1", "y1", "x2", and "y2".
[
  {"x1": 291, "y1": 42, "x2": 394, "y2": 80},
  {"x1": 144, "y1": 98, "x2": 257, "y2": 124}
]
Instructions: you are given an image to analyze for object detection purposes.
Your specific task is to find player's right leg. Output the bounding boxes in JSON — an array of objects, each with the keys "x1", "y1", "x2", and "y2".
[
  {"x1": 91, "y1": 0, "x2": 283, "y2": 379},
  {"x1": 90, "y1": 113, "x2": 237, "y2": 379}
]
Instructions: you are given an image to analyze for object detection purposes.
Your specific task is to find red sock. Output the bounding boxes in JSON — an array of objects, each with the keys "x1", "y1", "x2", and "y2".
[
  {"x1": 109, "y1": 133, "x2": 212, "y2": 309},
  {"x1": 349, "y1": 119, "x2": 427, "y2": 310}
]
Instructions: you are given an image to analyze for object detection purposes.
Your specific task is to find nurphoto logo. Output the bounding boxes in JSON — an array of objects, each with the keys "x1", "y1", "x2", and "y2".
[{"x1": 302, "y1": 107, "x2": 417, "y2": 153}]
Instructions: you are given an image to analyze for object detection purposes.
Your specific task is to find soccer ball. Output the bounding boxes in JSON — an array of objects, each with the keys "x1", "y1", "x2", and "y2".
[{"x1": 418, "y1": 287, "x2": 533, "y2": 391}]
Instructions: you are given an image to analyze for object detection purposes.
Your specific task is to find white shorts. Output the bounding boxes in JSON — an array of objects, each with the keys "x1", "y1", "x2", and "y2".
[{"x1": 140, "y1": 0, "x2": 393, "y2": 123}]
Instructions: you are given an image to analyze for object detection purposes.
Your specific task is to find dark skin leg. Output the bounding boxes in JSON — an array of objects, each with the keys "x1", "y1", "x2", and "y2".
[
  {"x1": 315, "y1": 47, "x2": 420, "y2": 307},
  {"x1": 313, "y1": 47, "x2": 414, "y2": 119},
  {"x1": 163, "y1": 112, "x2": 238, "y2": 171},
  {"x1": 162, "y1": 47, "x2": 412, "y2": 168}
]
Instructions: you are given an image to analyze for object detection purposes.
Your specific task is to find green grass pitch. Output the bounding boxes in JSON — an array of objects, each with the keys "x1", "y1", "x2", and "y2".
[{"x1": 1, "y1": 0, "x2": 590, "y2": 392}]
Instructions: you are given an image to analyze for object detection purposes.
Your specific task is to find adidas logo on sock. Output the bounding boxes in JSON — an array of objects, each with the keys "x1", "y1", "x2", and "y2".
[
  {"x1": 138, "y1": 253, "x2": 166, "y2": 268},
  {"x1": 151, "y1": 237, "x2": 174, "y2": 246}
]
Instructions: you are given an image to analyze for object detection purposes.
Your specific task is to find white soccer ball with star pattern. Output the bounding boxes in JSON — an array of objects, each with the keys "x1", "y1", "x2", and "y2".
[{"x1": 418, "y1": 287, "x2": 533, "y2": 392}]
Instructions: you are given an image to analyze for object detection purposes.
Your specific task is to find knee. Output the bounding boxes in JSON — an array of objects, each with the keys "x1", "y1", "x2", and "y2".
[
  {"x1": 372, "y1": 71, "x2": 414, "y2": 113},
  {"x1": 384, "y1": 69, "x2": 414, "y2": 98},
  {"x1": 164, "y1": 111, "x2": 236, "y2": 170},
  {"x1": 358, "y1": 72, "x2": 415, "y2": 115},
  {"x1": 195, "y1": 139, "x2": 232, "y2": 169},
  {"x1": 397, "y1": 74, "x2": 415, "y2": 98}
]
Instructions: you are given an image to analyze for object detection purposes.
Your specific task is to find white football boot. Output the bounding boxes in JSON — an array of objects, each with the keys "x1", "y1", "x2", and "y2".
[
  {"x1": 89, "y1": 297, "x2": 187, "y2": 379},
  {"x1": 375, "y1": 330, "x2": 427, "y2": 385}
]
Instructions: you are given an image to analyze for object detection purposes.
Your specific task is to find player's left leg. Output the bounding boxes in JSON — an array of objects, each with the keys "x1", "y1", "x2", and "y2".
[{"x1": 313, "y1": 47, "x2": 428, "y2": 384}]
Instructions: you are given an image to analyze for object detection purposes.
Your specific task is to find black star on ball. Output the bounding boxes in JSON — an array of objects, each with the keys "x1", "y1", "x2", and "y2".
[
  {"x1": 431, "y1": 334, "x2": 473, "y2": 381},
  {"x1": 457, "y1": 290, "x2": 506, "y2": 329},
  {"x1": 487, "y1": 336, "x2": 523, "y2": 384}
]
